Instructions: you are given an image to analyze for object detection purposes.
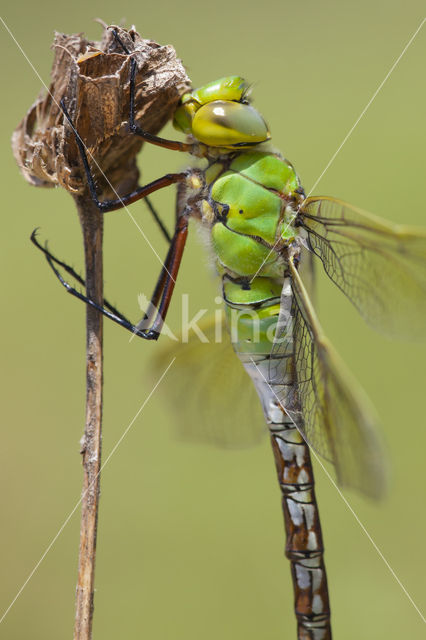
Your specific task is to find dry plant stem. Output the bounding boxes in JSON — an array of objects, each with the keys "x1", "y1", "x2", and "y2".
[
  {"x1": 12, "y1": 24, "x2": 191, "y2": 639},
  {"x1": 73, "y1": 194, "x2": 104, "y2": 640}
]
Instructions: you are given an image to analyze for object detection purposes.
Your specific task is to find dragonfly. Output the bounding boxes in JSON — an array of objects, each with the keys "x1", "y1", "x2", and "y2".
[{"x1": 33, "y1": 31, "x2": 426, "y2": 640}]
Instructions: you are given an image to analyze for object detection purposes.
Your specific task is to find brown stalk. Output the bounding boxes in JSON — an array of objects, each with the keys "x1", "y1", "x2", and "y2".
[
  {"x1": 73, "y1": 195, "x2": 104, "y2": 638},
  {"x1": 12, "y1": 24, "x2": 190, "y2": 639}
]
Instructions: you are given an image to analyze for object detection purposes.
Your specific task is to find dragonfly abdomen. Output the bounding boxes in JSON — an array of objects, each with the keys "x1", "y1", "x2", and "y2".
[
  {"x1": 224, "y1": 274, "x2": 331, "y2": 639},
  {"x1": 246, "y1": 357, "x2": 332, "y2": 639},
  {"x1": 271, "y1": 423, "x2": 331, "y2": 639}
]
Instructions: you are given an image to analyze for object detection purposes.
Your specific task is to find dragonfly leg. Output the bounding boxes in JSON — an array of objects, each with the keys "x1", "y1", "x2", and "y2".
[
  {"x1": 60, "y1": 98, "x2": 188, "y2": 214},
  {"x1": 30, "y1": 230, "x2": 157, "y2": 337},
  {"x1": 110, "y1": 28, "x2": 131, "y2": 54},
  {"x1": 31, "y1": 207, "x2": 189, "y2": 340},
  {"x1": 144, "y1": 196, "x2": 172, "y2": 243},
  {"x1": 109, "y1": 28, "x2": 196, "y2": 154},
  {"x1": 126, "y1": 58, "x2": 196, "y2": 152},
  {"x1": 136, "y1": 209, "x2": 189, "y2": 337}
]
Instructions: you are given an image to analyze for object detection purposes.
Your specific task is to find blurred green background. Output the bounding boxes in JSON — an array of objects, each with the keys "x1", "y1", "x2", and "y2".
[{"x1": 1, "y1": 1, "x2": 425, "y2": 638}]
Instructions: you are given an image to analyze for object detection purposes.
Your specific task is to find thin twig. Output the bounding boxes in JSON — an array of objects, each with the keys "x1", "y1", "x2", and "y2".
[
  {"x1": 12, "y1": 23, "x2": 190, "y2": 639},
  {"x1": 73, "y1": 194, "x2": 104, "y2": 640}
]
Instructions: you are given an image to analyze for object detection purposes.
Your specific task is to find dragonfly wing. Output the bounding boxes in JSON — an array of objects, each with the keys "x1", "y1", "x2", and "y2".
[
  {"x1": 275, "y1": 259, "x2": 388, "y2": 499},
  {"x1": 151, "y1": 314, "x2": 266, "y2": 448},
  {"x1": 298, "y1": 196, "x2": 426, "y2": 339},
  {"x1": 298, "y1": 237, "x2": 316, "y2": 303}
]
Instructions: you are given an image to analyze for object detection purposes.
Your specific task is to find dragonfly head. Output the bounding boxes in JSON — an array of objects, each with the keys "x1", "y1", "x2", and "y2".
[{"x1": 173, "y1": 76, "x2": 270, "y2": 149}]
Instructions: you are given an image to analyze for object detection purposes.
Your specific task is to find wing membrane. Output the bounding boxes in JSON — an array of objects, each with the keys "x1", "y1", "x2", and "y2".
[
  {"x1": 272, "y1": 260, "x2": 388, "y2": 499},
  {"x1": 298, "y1": 196, "x2": 426, "y2": 339},
  {"x1": 151, "y1": 315, "x2": 265, "y2": 448}
]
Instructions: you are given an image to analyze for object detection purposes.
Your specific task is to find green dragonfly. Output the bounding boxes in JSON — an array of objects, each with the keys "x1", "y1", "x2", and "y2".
[{"x1": 34, "y1": 37, "x2": 426, "y2": 639}]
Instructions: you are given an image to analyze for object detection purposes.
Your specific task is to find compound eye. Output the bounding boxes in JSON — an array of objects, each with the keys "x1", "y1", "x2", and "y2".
[
  {"x1": 192, "y1": 76, "x2": 248, "y2": 104},
  {"x1": 192, "y1": 100, "x2": 270, "y2": 147},
  {"x1": 173, "y1": 101, "x2": 198, "y2": 134}
]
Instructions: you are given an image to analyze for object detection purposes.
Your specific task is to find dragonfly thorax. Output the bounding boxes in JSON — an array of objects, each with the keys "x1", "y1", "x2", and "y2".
[
  {"x1": 197, "y1": 150, "x2": 303, "y2": 279},
  {"x1": 183, "y1": 146, "x2": 304, "y2": 358}
]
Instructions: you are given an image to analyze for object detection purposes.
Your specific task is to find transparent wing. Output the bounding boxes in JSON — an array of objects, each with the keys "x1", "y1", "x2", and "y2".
[
  {"x1": 271, "y1": 260, "x2": 388, "y2": 499},
  {"x1": 151, "y1": 314, "x2": 265, "y2": 448},
  {"x1": 298, "y1": 237, "x2": 316, "y2": 304},
  {"x1": 298, "y1": 196, "x2": 426, "y2": 339}
]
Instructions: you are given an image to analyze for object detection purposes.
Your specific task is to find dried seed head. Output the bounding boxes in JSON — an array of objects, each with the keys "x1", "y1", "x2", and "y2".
[{"x1": 12, "y1": 24, "x2": 191, "y2": 199}]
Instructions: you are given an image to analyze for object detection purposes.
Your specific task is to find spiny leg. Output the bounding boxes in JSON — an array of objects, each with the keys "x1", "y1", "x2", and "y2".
[
  {"x1": 60, "y1": 99, "x2": 188, "y2": 214},
  {"x1": 31, "y1": 230, "x2": 128, "y2": 321},
  {"x1": 139, "y1": 211, "x2": 189, "y2": 336},
  {"x1": 110, "y1": 28, "x2": 197, "y2": 154},
  {"x1": 110, "y1": 28, "x2": 131, "y2": 54},
  {"x1": 127, "y1": 58, "x2": 196, "y2": 152},
  {"x1": 31, "y1": 209, "x2": 189, "y2": 340},
  {"x1": 145, "y1": 196, "x2": 171, "y2": 243}
]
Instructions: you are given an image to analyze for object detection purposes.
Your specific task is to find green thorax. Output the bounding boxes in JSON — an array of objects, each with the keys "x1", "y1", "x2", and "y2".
[
  {"x1": 202, "y1": 149, "x2": 302, "y2": 279},
  {"x1": 198, "y1": 148, "x2": 303, "y2": 356}
]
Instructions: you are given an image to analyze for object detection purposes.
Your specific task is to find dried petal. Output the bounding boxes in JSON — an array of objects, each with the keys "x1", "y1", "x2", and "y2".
[{"x1": 12, "y1": 25, "x2": 191, "y2": 198}]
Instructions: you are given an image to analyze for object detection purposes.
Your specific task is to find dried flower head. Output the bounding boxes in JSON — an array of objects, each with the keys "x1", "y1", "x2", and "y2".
[{"x1": 12, "y1": 24, "x2": 191, "y2": 199}]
